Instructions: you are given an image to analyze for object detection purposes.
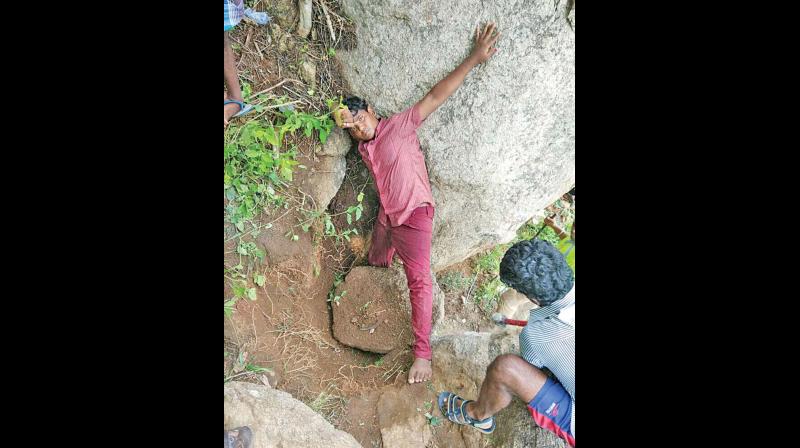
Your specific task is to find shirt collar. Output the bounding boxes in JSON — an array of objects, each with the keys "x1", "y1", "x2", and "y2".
[
  {"x1": 358, "y1": 117, "x2": 385, "y2": 154},
  {"x1": 529, "y1": 284, "x2": 575, "y2": 322}
]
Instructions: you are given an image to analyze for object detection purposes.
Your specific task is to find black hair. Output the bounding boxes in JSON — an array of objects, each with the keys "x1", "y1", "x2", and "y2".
[
  {"x1": 499, "y1": 239, "x2": 574, "y2": 306},
  {"x1": 343, "y1": 96, "x2": 369, "y2": 115}
]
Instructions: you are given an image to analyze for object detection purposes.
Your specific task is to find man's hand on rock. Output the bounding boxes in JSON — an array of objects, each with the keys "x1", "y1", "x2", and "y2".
[{"x1": 470, "y1": 22, "x2": 501, "y2": 65}]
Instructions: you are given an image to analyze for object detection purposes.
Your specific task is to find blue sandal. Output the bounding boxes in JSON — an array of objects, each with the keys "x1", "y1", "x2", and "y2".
[
  {"x1": 438, "y1": 391, "x2": 496, "y2": 434},
  {"x1": 224, "y1": 99, "x2": 254, "y2": 118}
]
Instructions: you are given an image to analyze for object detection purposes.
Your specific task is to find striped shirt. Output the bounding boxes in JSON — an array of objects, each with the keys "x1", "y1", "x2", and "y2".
[
  {"x1": 358, "y1": 105, "x2": 435, "y2": 227},
  {"x1": 224, "y1": 0, "x2": 244, "y2": 31},
  {"x1": 520, "y1": 286, "x2": 575, "y2": 434}
]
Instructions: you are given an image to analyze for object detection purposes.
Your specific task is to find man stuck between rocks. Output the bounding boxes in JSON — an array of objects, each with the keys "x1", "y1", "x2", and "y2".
[{"x1": 337, "y1": 23, "x2": 501, "y2": 383}]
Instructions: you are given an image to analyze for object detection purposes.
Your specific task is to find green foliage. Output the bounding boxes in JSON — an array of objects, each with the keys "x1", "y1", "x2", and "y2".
[{"x1": 224, "y1": 107, "x2": 334, "y2": 229}]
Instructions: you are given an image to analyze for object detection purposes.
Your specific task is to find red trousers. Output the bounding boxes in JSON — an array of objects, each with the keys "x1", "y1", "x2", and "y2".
[{"x1": 368, "y1": 205, "x2": 434, "y2": 360}]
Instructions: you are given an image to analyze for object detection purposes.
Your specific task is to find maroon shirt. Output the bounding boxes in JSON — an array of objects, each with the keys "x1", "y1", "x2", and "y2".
[{"x1": 358, "y1": 105, "x2": 435, "y2": 227}]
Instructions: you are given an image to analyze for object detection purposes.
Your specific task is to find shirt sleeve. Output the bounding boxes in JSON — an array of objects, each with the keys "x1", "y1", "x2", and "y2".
[
  {"x1": 391, "y1": 104, "x2": 424, "y2": 136},
  {"x1": 519, "y1": 332, "x2": 545, "y2": 368}
]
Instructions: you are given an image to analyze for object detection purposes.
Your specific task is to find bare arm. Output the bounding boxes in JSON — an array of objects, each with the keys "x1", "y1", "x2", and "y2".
[{"x1": 415, "y1": 23, "x2": 500, "y2": 121}]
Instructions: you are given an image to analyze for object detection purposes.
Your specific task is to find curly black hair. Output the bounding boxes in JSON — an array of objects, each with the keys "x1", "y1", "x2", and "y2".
[
  {"x1": 499, "y1": 239, "x2": 574, "y2": 306},
  {"x1": 343, "y1": 96, "x2": 369, "y2": 115}
]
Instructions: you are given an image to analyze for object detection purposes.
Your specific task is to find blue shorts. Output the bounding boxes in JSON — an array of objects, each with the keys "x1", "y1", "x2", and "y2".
[{"x1": 527, "y1": 376, "x2": 575, "y2": 446}]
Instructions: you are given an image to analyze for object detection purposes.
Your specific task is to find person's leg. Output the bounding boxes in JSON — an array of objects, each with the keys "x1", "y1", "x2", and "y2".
[
  {"x1": 367, "y1": 209, "x2": 395, "y2": 267},
  {"x1": 224, "y1": 32, "x2": 244, "y2": 126},
  {"x1": 465, "y1": 354, "x2": 547, "y2": 420},
  {"x1": 391, "y1": 205, "x2": 434, "y2": 383},
  {"x1": 457, "y1": 354, "x2": 574, "y2": 446}
]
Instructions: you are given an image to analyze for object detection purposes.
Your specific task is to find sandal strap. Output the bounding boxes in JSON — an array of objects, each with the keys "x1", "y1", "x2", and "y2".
[
  {"x1": 460, "y1": 399, "x2": 492, "y2": 425},
  {"x1": 450, "y1": 393, "x2": 467, "y2": 424},
  {"x1": 224, "y1": 99, "x2": 245, "y2": 112},
  {"x1": 460, "y1": 399, "x2": 477, "y2": 424},
  {"x1": 440, "y1": 392, "x2": 462, "y2": 424},
  {"x1": 446, "y1": 393, "x2": 470, "y2": 425},
  {"x1": 438, "y1": 391, "x2": 495, "y2": 434}
]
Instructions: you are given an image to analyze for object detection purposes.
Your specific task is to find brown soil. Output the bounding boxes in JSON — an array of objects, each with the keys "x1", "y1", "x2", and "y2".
[{"x1": 224, "y1": 6, "x2": 391, "y2": 443}]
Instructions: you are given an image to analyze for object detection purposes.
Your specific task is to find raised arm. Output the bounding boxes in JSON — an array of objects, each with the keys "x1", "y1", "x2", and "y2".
[{"x1": 415, "y1": 23, "x2": 501, "y2": 121}]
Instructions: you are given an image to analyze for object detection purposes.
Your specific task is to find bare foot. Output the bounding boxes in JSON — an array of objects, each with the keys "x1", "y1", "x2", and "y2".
[
  {"x1": 224, "y1": 103, "x2": 241, "y2": 127},
  {"x1": 408, "y1": 357, "x2": 432, "y2": 383}
]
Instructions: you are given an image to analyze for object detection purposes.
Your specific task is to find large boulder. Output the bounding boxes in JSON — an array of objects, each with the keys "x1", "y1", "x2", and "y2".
[
  {"x1": 302, "y1": 155, "x2": 347, "y2": 212},
  {"x1": 376, "y1": 387, "x2": 433, "y2": 448},
  {"x1": 332, "y1": 264, "x2": 445, "y2": 353},
  {"x1": 337, "y1": 0, "x2": 576, "y2": 270},
  {"x1": 373, "y1": 331, "x2": 568, "y2": 447},
  {"x1": 297, "y1": 127, "x2": 352, "y2": 212},
  {"x1": 224, "y1": 381, "x2": 362, "y2": 448}
]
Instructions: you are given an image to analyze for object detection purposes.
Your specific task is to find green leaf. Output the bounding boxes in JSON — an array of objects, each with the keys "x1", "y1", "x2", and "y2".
[
  {"x1": 280, "y1": 165, "x2": 293, "y2": 181},
  {"x1": 291, "y1": 235, "x2": 299, "y2": 241},
  {"x1": 346, "y1": 213, "x2": 352, "y2": 225},
  {"x1": 247, "y1": 287, "x2": 257, "y2": 301},
  {"x1": 357, "y1": 192, "x2": 364, "y2": 202},
  {"x1": 246, "y1": 364, "x2": 271, "y2": 373},
  {"x1": 224, "y1": 143, "x2": 237, "y2": 159},
  {"x1": 355, "y1": 207, "x2": 362, "y2": 221},
  {"x1": 254, "y1": 274, "x2": 265, "y2": 287},
  {"x1": 225, "y1": 187, "x2": 237, "y2": 201},
  {"x1": 264, "y1": 125, "x2": 280, "y2": 148},
  {"x1": 253, "y1": 248, "x2": 266, "y2": 262},
  {"x1": 268, "y1": 172, "x2": 281, "y2": 184},
  {"x1": 242, "y1": 81, "x2": 252, "y2": 100},
  {"x1": 233, "y1": 284, "x2": 246, "y2": 298}
]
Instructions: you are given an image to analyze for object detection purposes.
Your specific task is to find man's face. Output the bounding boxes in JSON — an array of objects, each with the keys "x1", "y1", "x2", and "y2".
[{"x1": 341, "y1": 107, "x2": 378, "y2": 142}]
